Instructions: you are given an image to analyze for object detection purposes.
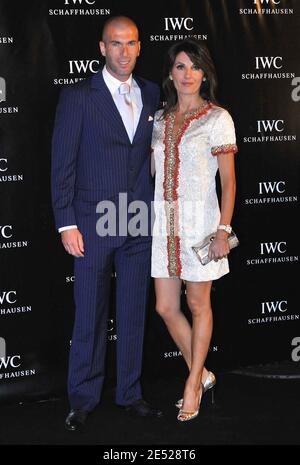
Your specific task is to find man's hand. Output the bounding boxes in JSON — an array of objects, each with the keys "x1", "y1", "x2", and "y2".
[{"x1": 61, "y1": 229, "x2": 84, "y2": 257}]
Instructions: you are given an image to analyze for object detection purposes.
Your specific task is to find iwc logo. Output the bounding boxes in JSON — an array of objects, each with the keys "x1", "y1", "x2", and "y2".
[
  {"x1": 243, "y1": 118, "x2": 296, "y2": 143},
  {"x1": 239, "y1": 0, "x2": 294, "y2": 15},
  {"x1": 246, "y1": 241, "x2": 298, "y2": 266},
  {"x1": 242, "y1": 56, "x2": 296, "y2": 80},
  {"x1": 0, "y1": 225, "x2": 28, "y2": 250},
  {"x1": 149, "y1": 17, "x2": 207, "y2": 42},
  {"x1": 49, "y1": 0, "x2": 110, "y2": 16},
  {"x1": 53, "y1": 59, "x2": 101, "y2": 85},
  {"x1": 248, "y1": 299, "x2": 299, "y2": 325},
  {"x1": 0, "y1": 157, "x2": 24, "y2": 183},
  {"x1": 0, "y1": 338, "x2": 36, "y2": 380},
  {"x1": 244, "y1": 180, "x2": 298, "y2": 206},
  {"x1": 0, "y1": 290, "x2": 32, "y2": 317}
]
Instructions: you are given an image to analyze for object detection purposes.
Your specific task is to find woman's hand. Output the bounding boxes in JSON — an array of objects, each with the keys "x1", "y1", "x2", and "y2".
[{"x1": 208, "y1": 230, "x2": 230, "y2": 262}]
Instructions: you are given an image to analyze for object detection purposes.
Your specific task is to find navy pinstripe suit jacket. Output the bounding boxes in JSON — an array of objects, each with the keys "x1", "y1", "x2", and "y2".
[{"x1": 51, "y1": 70, "x2": 160, "y2": 243}]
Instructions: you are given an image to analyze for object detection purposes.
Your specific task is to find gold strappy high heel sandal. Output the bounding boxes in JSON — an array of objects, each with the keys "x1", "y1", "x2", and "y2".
[
  {"x1": 177, "y1": 383, "x2": 204, "y2": 422},
  {"x1": 175, "y1": 371, "x2": 216, "y2": 409}
]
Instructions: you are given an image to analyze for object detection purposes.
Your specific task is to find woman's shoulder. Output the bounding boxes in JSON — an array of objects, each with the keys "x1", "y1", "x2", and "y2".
[
  {"x1": 208, "y1": 104, "x2": 235, "y2": 127},
  {"x1": 209, "y1": 104, "x2": 231, "y2": 118}
]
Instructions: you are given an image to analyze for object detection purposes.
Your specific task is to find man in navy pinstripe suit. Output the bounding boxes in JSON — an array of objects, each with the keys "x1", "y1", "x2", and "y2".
[{"x1": 51, "y1": 16, "x2": 162, "y2": 431}]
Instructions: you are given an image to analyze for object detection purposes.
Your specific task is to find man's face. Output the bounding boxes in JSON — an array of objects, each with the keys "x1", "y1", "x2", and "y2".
[{"x1": 100, "y1": 23, "x2": 140, "y2": 81}]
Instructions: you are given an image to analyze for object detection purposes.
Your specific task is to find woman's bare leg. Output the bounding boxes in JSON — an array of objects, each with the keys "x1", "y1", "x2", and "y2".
[
  {"x1": 155, "y1": 277, "x2": 192, "y2": 366},
  {"x1": 154, "y1": 278, "x2": 209, "y2": 381},
  {"x1": 180, "y1": 280, "x2": 213, "y2": 415}
]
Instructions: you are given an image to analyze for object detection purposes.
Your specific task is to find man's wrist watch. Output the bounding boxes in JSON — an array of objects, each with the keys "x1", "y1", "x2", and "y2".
[{"x1": 217, "y1": 224, "x2": 232, "y2": 234}]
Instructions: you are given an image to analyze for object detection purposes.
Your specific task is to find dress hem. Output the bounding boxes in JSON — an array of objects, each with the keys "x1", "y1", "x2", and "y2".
[{"x1": 151, "y1": 269, "x2": 229, "y2": 282}]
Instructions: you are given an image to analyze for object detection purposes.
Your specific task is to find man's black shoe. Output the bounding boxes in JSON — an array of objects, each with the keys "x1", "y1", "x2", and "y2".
[
  {"x1": 65, "y1": 409, "x2": 88, "y2": 431},
  {"x1": 124, "y1": 399, "x2": 163, "y2": 418}
]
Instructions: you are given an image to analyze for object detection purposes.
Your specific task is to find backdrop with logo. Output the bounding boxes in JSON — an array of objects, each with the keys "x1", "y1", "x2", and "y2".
[{"x1": 0, "y1": 0, "x2": 299, "y2": 403}]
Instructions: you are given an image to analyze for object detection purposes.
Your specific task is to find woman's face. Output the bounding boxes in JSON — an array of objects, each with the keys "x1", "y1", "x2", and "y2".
[{"x1": 170, "y1": 51, "x2": 205, "y2": 97}]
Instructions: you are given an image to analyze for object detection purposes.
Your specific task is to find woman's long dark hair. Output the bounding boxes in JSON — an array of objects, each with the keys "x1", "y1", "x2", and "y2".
[{"x1": 162, "y1": 39, "x2": 219, "y2": 118}]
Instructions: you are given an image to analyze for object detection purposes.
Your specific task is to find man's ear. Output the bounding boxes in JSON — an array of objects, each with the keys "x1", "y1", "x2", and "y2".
[{"x1": 99, "y1": 41, "x2": 106, "y2": 57}]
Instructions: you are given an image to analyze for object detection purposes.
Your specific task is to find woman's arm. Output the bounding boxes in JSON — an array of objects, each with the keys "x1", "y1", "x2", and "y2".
[{"x1": 208, "y1": 152, "x2": 236, "y2": 261}]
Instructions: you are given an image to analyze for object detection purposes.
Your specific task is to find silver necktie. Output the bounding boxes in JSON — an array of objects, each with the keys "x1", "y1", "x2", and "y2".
[{"x1": 118, "y1": 82, "x2": 134, "y2": 142}]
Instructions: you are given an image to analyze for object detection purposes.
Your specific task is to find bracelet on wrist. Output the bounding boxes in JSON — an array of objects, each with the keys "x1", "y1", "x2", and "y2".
[{"x1": 217, "y1": 224, "x2": 232, "y2": 234}]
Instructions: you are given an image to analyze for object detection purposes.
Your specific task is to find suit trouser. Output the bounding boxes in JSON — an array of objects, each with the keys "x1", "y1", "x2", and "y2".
[{"x1": 68, "y1": 235, "x2": 151, "y2": 411}]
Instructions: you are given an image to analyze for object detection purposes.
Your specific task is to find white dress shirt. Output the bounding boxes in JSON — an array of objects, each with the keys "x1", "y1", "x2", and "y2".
[
  {"x1": 59, "y1": 66, "x2": 143, "y2": 233},
  {"x1": 102, "y1": 65, "x2": 142, "y2": 136}
]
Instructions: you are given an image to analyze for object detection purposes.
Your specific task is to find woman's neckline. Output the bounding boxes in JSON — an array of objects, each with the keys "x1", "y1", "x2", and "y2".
[{"x1": 171, "y1": 100, "x2": 211, "y2": 118}]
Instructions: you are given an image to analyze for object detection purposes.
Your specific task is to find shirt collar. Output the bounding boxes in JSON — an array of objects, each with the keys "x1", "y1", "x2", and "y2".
[{"x1": 102, "y1": 65, "x2": 133, "y2": 95}]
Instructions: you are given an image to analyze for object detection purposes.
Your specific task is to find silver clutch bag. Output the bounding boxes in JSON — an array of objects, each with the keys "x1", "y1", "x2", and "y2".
[{"x1": 192, "y1": 230, "x2": 239, "y2": 265}]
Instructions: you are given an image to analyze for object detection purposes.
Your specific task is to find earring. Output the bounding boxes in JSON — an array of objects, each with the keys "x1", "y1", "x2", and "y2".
[
  {"x1": 169, "y1": 75, "x2": 173, "y2": 81},
  {"x1": 203, "y1": 76, "x2": 207, "y2": 81}
]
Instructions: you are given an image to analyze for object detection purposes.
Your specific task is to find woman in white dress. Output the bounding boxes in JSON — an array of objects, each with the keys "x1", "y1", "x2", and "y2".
[{"x1": 151, "y1": 39, "x2": 238, "y2": 421}]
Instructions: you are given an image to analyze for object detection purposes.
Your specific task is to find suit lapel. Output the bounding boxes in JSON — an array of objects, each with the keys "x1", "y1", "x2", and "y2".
[
  {"x1": 89, "y1": 71, "x2": 152, "y2": 145},
  {"x1": 132, "y1": 76, "x2": 150, "y2": 144},
  {"x1": 89, "y1": 71, "x2": 131, "y2": 142}
]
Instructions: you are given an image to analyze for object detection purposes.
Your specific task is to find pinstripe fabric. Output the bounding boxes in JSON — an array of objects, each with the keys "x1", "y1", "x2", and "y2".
[
  {"x1": 69, "y1": 247, "x2": 113, "y2": 411},
  {"x1": 114, "y1": 236, "x2": 151, "y2": 406},
  {"x1": 51, "y1": 70, "x2": 160, "y2": 410},
  {"x1": 51, "y1": 71, "x2": 159, "y2": 237}
]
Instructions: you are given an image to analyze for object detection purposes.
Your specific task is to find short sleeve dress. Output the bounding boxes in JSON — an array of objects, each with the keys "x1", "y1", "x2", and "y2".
[{"x1": 151, "y1": 102, "x2": 238, "y2": 282}]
